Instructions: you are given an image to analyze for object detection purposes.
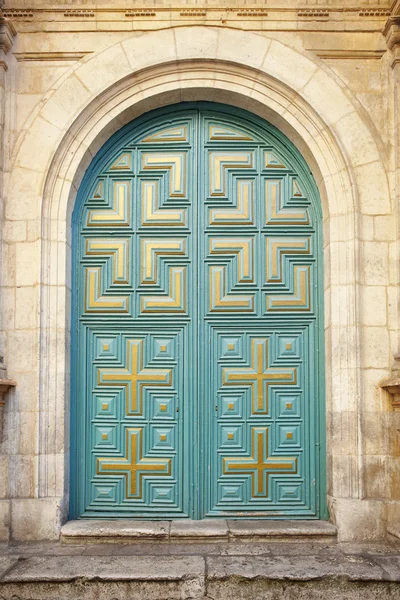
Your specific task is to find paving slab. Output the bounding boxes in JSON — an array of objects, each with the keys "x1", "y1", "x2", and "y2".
[
  {"x1": 2, "y1": 555, "x2": 205, "y2": 582},
  {"x1": 339, "y1": 542, "x2": 400, "y2": 556},
  {"x1": 170, "y1": 519, "x2": 229, "y2": 541},
  {"x1": 268, "y1": 541, "x2": 343, "y2": 556},
  {"x1": 206, "y1": 554, "x2": 386, "y2": 581},
  {"x1": 372, "y1": 555, "x2": 400, "y2": 581},
  {"x1": 0, "y1": 557, "x2": 19, "y2": 579}
]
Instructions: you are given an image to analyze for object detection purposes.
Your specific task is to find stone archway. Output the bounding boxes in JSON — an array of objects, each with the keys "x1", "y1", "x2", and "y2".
[{"x1": 4, "y1": 27, "x2": 392, "y2": 540}]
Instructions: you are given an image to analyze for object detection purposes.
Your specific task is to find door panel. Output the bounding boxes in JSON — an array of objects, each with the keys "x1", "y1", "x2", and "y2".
[{"x1": 71, "y1": 104, "x2": 324, "y2": 519}]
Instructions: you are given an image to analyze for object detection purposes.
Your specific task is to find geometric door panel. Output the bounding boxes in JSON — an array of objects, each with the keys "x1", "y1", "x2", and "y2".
[{"x1": 72, "y1": 103, "x2": 325, "y2": 519}]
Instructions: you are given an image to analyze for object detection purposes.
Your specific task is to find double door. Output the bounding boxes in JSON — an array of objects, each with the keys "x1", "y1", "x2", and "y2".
[{"x1": 72, "y1": 104, "x2": 324, "y2": 519}]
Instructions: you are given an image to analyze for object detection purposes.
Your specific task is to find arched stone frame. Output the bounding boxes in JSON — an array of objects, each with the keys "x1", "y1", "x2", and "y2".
[{"x1": 4, "y1": 27, "x2": 392, "y2": 540}]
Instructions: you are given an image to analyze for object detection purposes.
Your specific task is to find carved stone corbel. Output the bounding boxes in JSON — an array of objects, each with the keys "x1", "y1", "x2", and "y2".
[
  {"x1": 380, "y1": 354, "x2": 400, "y2": 410},
  {"x1": 0, "y1": 353, "x2": 16, "y2": 443},
  {"x1": 384, "y1": 16, "x2": 400, "y2": 68},
  {"x1": 0, "y1": 14, "x2": 16, "y2": 71}
]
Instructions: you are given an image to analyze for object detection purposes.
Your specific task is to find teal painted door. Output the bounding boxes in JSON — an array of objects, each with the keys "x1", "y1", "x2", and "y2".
[{"x1": 71, "y1": 103, "x2": 325, "y2": 519}]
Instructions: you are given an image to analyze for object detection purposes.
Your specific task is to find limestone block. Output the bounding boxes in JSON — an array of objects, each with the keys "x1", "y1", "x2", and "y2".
[
  {"x1": 218, "y1": 28, "x2": 271, "y2": 71},
  {"x1": 362, "y1": 242, "x2": 389, "y2": 286},
  {"x1": 0, "y1": 456, "x2": 8, "y2": 498},
  {"x1": 11, "y1": 498, "x2": 64, "y2": 541},
  {"x1": 15, "y1": 241, "x2": 39, "y2": 287},
  {"x1": 361, "y1": 369, "x2": 392, "y2": 413},
  {"x1": 1, "y1": 287, "x2": 15, "y2": 331},
  {"x1": 10, "y1": 372, "x2": 37, "y2": 413},
  {"x1": 17, "y1": 411, "x2": 38, "y2": 456},
  {"x1": 5, "y1": 167, "x2": 44, "y2": 221},
  {"x1": 361, "y1": 215, "x2": 374, "y2": 241},
  {"x1": 330, "y1": 454, "x2": 358, "y2": 498},
  {"x1": 354, "y1": 162, "x2": 391, "y2": 216},
  {"x1": 0, "y1": 500, "x2": 10, "y2": 542},
  {"x1": 15, "y1": 287, "x2": 38, "y2": 330},
  {"x1": 122, "y1": 30, "x2": 177, "y2": 72},
  {"x1": 2, "y1": 554, "x2": 206, "y2": 590},
  {"x1": 7, "y1": 330, "x2": 37, "y2": 373},
  {"x1": 388, "y1": 457, "x2": 400, "y2": 500},
  {"x1": 362, "y1": 412, "x2": 391, "y2": 456},
  {"x1": 361, "y1": 286, "x2": 387, "y2": 327},
  {"x1": 170, "y1": 520, "x2": 228, "y2": 541},
  {"x1": 1, "y1": 243, "x2": 16, "y2": 288},
  {"x1": 40, "y1": 74, "x2": 92, "y2": 131},
  {"x1": 16, "y1": 93, "x2": 42, "y2": 133},
  {"x1": 269, "y1": 42, "x2": 319, "y2": 93},
  {"x1": 361, "y1": 327, "x2": 390, "y2": 370},
  {"x1": 16, "y1": 116, "x2": 62, "y2": 174},
  {"x1": 374, "y1": 216, "x2": 396, "y2": 241},
  {"x1": 302, "y1": 69, "x2": 354, "y2": 125},
  {"x1": 27, "y1": 219, "x2": 41, "y2": 243},
  {"x1": 2, "y1": 221, "x2": 27, "y2": 243},
  {"x1": 16, "y1": 63, "x2": 70, "y2": 96},
  {"x1": 7, "y1": 454, "x2": 35, "y2": 499},
  {"x1": 333, "y1": 498, "x2": 386, "y2": 542},
  {"x1": 329, "y1": 243, "x2": 357, "y2": 287},
  {"x1": 174, "y1": 26, "x2": 219, "y2": 61},
  {"x1": 389, "y1": 242, "x2": 398, "y2": 286},
  {"x1": 74, "y1": 44, "x2": 130, "y2": 98},
  {"x1": 330, "y1": 411, "x2": 359, "y2": 456},
  {"x1": 333, "y1": 112, "x2": 380, "y2": 168},
  {"x1": 387, "y1": 286, "x2": 398, "y2": 331}
]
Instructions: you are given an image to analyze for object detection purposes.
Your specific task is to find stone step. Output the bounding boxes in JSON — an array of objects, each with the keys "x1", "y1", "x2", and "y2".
[
  {"x1": 1, "y1": 543, "x2": 400, "y2": 600},
  {"x1": 61, "y1": 518, "x2": 338, "y2": 544}
]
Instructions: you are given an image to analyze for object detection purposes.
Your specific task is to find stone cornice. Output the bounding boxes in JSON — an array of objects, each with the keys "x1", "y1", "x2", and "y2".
[
  {"x1": 384, "y1": 15, "x2": 400, "y2": 48},
  {"x1": 0, "y1": 17, "x2": 16, "y2": 54},
  {"x1": 384, "y1": 15, "x2": 400, "y2": 67}
]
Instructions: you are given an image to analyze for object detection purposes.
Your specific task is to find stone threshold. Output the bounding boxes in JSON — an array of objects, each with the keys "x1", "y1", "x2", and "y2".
[{"x1": 61, "y1": 519, "x2": 337, "y2": 544}]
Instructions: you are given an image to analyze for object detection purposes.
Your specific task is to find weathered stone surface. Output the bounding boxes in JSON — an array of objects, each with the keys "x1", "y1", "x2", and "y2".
[
  {"x1": 0, "y1": 2, "x2": 398, "y2": 549},
  {"x1": 372, "y1": 556, "x2": 400, "y2": 581},
  {"x1": 2, "y1": 555, "x2": 205, "y2": 582},
  {"x1": 1, "y1": 543, "x2": 400, "y2": 600},
  {"x1": 207, "y1": 580, "x2": 400, "y2": 600},
  {"x1": 170, "y1": 519, "x2": 229, "y2": 540},
  {"x1": 61, "y1": 519, "x2": 170, "y2": 543},
  {"x1": 206, "y1": 554, "x2": 386, "y2": 581},
  {"x1": 82, "y1": 542, "x2": 224, "y2": 556},
  {"x1": 0, "y1": 557, "x2": 18, "y2": 579},
  {"x1": 227, "y1": 519, "x2": 337, "y2": 540}
]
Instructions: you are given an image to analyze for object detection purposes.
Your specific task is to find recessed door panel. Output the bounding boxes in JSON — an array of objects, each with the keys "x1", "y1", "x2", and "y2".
[{"x1": 71, "y1": 104, "x2": 325, "y2": 519}]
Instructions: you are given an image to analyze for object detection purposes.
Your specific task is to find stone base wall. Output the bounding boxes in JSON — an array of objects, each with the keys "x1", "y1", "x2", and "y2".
[{"x1": 0, "y1": 1, "x2": 399, "y2": 542}]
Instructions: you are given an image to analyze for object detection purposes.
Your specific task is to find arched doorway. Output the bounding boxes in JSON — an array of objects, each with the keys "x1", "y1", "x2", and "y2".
[{"x1": 70, "y1": 102, "x2": 325, "y2": 520}]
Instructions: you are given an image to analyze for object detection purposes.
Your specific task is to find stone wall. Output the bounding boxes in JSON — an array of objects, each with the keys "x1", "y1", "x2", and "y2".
[{"x1": 0, "y1": 0, "x2": 399, "y2": 542}]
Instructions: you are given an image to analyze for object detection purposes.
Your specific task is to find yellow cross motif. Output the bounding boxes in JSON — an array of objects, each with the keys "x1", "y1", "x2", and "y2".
[
  {"x1": 98, "y1": 339, "x2": 172, "y2": 415},
  {"x1": 97, "y1": 428, "x2": 171, "y2": 498},
  {"x1": 223, "y1": 427, "x2": 297, "y2": 497},
  {"x1": 222, "y1": 338, "x2": 296, "y2": 413}
]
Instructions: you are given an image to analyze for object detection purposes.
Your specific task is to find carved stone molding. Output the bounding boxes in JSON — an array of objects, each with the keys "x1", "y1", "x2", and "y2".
[
  {"x1": 380, "y1": 377, "x2": 400, "y2": 409},
  {"x1": 0, "y1": 380, "x2": 16, "y2": 443},
  {"x1": 384, "y1": 16, "x2": 400, "y2": 67},
  {"x1": 380, "y1": 355, "x2": 400, "y2": 409},
  {"x1": 0, "y1": 353, "x2": 16, "y2": 443},
  {"x1": 0, "y1": 16, "x2": 16, "y2": 71}
]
